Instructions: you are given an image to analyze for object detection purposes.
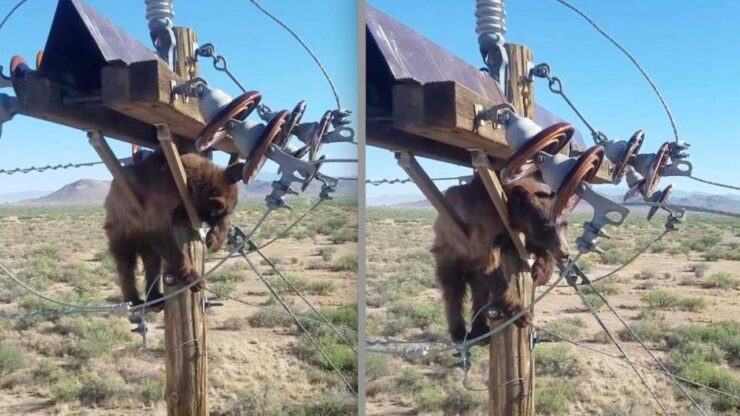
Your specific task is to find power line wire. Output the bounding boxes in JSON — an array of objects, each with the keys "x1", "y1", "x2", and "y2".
[
  {"x1": 253, "y1": 246, "x2": 358, "y2": 354},
  {"x1": 551, "y1": 0, "x2": 679, "y2": 143},
  {"x1": 0, "y1": 0, "x2": 28, "y2": 35},
  {"x1": 688, "y1": 175, "x2": 740, "y2": 192},
  {"x1": 247, "y1": 0, "x2": 342, "y2": 110},
  {"x1": 239, "y1": 249, "x2": 358, "y2": 395},
  {"x1": 567, "y1": 277, "x2": 670, "y2": 415},
  {"x1": 537, "y1": 328, "x2": 740, "y2": 402},
  {"x1": 585, "y1": 282, "x2": 707, "y2": 415}
]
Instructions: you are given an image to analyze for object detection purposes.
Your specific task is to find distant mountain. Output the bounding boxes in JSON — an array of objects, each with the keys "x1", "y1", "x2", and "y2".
[
  {"x1": 0, "y1": 190, "x2": 51, "y2": 204},
  {"x1": 15, "y1": 175, "x2": 356, "y2": 206},
  {"x1": 19, "y1": 179, "x2": 110, "y2": 205},
  {"x1": 391, "y1": 192, "x2": 740, "y2": 215}
]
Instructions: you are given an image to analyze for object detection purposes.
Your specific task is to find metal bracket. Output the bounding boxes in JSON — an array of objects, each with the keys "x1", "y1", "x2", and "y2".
[
  {"x1": 470, "y1": 149, "x2": 531, "y2": 263},
  {"x1": 324, "y1": 126, "x2": 355, "y2": 144},
  {"x1": 0, "y1": 94, "x2": 18, "y2": 139},
  {"x1": 0, "y1": 67, "x2": 11, "y2": 89},
  {"x1": 574, "y1": 182, "x2": 630, "y2": 254},
  {"x1": 155, "y1": 123, "x2": 202, "y2": 229},
  {"x1": 662, "y1": 160, "x2": 693, "y2": 177},
  {"x1": 264, "y1": 144, "x2": 319, "y2": 210}
]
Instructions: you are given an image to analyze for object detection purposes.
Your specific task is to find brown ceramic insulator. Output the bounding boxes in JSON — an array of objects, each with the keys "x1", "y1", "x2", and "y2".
[
  {"x1": 640, "y1": 142, "x2": 671, "y2": 198},
  {"x1": 647, "y1": 184, "x2": 673, "y2": 221},
  {"x1": 612, "y1": 130, "x2": 644, "y2": 182},
  {"x1": 309, "y1": 111, "x2": 334, "y2": 161},
  {"x1": 242, "y1": 110, "x2": 290, "y2": 184},
  {"x1": 35, "y1": 51, "x2": 43, "y2": 69},
  {"x1": 196, "y1": 90, "x2": 262, "y2": 151},
  {"x1": 301, "y1": 155, "x2": 325, "y2": 192},
  {"x1": 276, "y1": 100, "x2": 307, "y2": 148},
  {"x1": 551, "y1": 145, "x2": 605, "y2": 223},
  {"x1": 500, "y1": 122, "x2": 574, "y2": 185},
  {"x1": 9, "y1": 55, "x2": 28, "y2": 81}
]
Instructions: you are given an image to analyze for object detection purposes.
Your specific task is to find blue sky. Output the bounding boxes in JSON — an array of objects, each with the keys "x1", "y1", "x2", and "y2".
[
  {"x1": 366, "y1": 0, "x2": 740, "y2": 199},
  {"x1": 0, "y1": 0, "x2": 358, "y2": 195}
]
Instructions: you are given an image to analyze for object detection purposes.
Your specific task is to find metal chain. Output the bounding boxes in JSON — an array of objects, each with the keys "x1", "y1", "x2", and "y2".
[
  {"x1": 0, "y1": 161, "x2": 105, "y2": 175},
  {"x1": 530, "y1": 63, "x2": 607, "y2": 144},
  {"x1": 194, "y1": 43, "x2": 273, "y2": 121},
  {"x1": 551, "y1": 0, "x2": 680, "y2": 143},
  {"x1": 364, "y1": 176, "x2": 468, "y2": 186}
]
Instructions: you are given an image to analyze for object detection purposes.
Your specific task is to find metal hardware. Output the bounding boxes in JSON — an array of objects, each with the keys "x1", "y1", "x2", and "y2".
[
  {"x1": 144, "y1": 0, "x2": 175, "y2": 66},
  {"x1": 574, "y1": 182, "x2": 630, "y2": 254}
]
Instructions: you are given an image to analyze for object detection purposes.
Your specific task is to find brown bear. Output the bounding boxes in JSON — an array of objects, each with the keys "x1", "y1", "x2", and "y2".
[
  {"x1": 432, "y1": 174, "x2": 568, "y2": 343},
  {"x1": 104, "y1": 150, "x2": 243, "y2": 307}
]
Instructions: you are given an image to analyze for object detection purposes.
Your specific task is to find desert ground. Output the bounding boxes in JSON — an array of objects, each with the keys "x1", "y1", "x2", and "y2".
[
  {"x1": 366, "y1": 206, "x2": 740, "y2": 415},
  {"x1": 0, "y1": 198, "x2": 358, "y2": 415}
]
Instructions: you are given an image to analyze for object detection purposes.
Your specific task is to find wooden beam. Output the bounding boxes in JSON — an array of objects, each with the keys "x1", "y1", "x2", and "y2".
[
  {"x1": 470, "y1": 150, "x2": 529, "y2": 261},
  {"x1": 388, "y1": 80, "x2": 613, "y2": 183},
  {"x1": 156, "y1": 124, "x2": 201, "y2": 229},
  {"x1": 393, "y1": 82, "x2": 511, "y2": 159},
  {"x1": 87, "y1": 130, "x2": 142, "y2": 212},
  {"x1": 15, "y1": 72, "x2": 158, "y2": 148},
  {"x1": 488, "y1": 43, "x2": 536, "y2": 416},
  {"x1": 162, "y1": 26, "x2": 208, "y2": 416},
  {"x1": 101, "y1": 60, "x2": 239, "y2": 155},
  {"x1": 396, "y1": 151, "x2": 468, "y2": 239}
]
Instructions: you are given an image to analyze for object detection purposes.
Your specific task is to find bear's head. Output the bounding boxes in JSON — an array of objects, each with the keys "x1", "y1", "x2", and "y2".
[{"x1": 506, "y1": 180, "x2": 569, "y2": 261}]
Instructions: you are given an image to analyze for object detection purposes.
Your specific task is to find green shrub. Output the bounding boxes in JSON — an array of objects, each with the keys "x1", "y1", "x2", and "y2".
[
  {"x1": 387, "y1": 303, "x2": 440, "y2": 332},
  {"x1": 365, "y1": 353, "x2": 389, "y2": 381},
  {"x1": 50, "y1": 375, "x2": 81, "y2": 403},
  {"x1": 535, "y1": 377, "x2": 575, "y2": 415},
  {"x1": 0, "y1": 343, "x2": 24, "y2": 377},
  {"x1": 542, "y1": 318, "x2": 583, "y2": 339},
  {"x1": 318, "y1": 246, "x2": 337, "y2": 261},
  {"x1": 77, "y1": 372, "x2": 128, "y2": 407},
  {"x1": 139, "y1": 375, "x2": 165, "y2": 405},
  {"x1": 248, "y1": 310, "x2": 294, "y2": 328},
  {"x1": 536, "y1": 344, "x2": 581, "y2": 378},
  {"x1": 666, "y1": 321, "x2": 740, "y2": 361},
  {"x1": 703, "y1": 272, "x2": 739, "y2": 290},
  {"x1": 415, "y1": 385, "x2": 445, "y2": 413},
  {"x1": 618, "y1": 313, "x2": 667, "y2": 343},
  {"x1": 332, "y1": 255, "x2": 358, "y2": 272},
  {"x1": 641, "y1": 290, "x2": 706, "y2": 312}
]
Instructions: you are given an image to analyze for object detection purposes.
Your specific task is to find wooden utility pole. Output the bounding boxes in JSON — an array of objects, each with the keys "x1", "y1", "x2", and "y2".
[
  {"x1": 162, "y1": 27, "x2": 208, "y2": 416},
  {"x1": 487, "y1": 43, "x2": 536, "y2": 416}
]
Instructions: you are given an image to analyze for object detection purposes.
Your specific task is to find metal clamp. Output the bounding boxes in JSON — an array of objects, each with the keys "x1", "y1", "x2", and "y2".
[
  {"x1": 574, "y1": 182, "x2": 630, "y2": 254},
  {"x1": 0, "y1": 67, "x2": 11, "y2": 89},
  {"x1": 0, "y1": 94, "x2": 18, "y2": 139},
  {"x1": 264, "y1": 145, "x2": 321, "y2": 210}
]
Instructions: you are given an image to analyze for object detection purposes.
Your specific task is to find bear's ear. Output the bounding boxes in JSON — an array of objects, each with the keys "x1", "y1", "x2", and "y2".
[{"x1": 224, "y1": 162, "x2": 245, "y2": 184}]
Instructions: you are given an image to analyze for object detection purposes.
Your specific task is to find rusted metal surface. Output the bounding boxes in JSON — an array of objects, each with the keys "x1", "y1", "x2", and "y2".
[
  {"x1": 366, "y1": 5, "x2": 585, "y2": 150},
  {"x1": 39, "y1": 0, "x2": 158, "y2": 91}
]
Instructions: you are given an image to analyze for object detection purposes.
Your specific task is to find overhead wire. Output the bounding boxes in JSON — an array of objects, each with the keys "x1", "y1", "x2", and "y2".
[
  {"x1": 239, "y1": 248, "x2": 358, "y2": 395},
  {"x1": 584, "y1": 282, "x2": 707, "y2": 415},
  {"x1": 538, "y1": 328, "x2": 740, "y2": 402},
  {"x1": 567, "y1": 276, "x2": 670, "y2": 415}
]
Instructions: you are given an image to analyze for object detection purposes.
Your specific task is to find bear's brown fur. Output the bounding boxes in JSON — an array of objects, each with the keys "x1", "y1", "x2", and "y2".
[
  {"x1": 104, "y1": 150, "x2": 243, "y2": 306},
  {"x1": 432, "y1": 175, "x2": 568, "y2": 343}
]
